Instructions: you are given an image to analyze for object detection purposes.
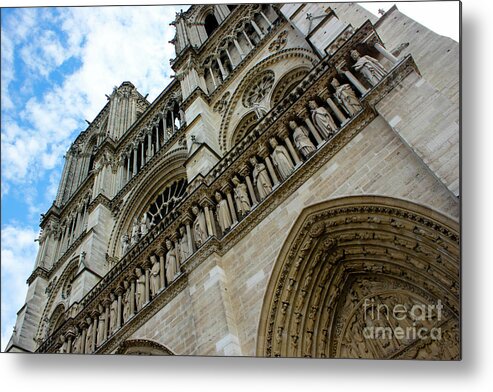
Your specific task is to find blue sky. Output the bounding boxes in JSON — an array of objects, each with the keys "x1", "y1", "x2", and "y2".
[
  {"x1": 0, "y1": 4, "x2": 183, "y2": 349},
  {"x1": 0, "y1": 2, "x2": 459, "y2": 350}
]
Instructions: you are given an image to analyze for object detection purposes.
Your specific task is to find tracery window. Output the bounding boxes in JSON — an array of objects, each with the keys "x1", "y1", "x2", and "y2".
[{"x1": 242, "y1": 70, "x2": 275, "y2": 108}]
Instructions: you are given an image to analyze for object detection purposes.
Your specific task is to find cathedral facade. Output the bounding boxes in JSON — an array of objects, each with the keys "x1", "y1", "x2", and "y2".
[{"x1": 7, "y1": 3, "x2": 460, "y2": 359}]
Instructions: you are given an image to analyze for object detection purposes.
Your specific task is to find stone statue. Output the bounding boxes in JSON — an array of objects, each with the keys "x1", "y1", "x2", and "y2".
[
  {"x1": 232, "y1": 176, "x2": 251, "y2": 215},
  {"x1": 331, "y1": 78, "x2": 362, "y2": 116},
  {"x1": 250, "y1": 156, "x2": 272, "y2": 201},
  {"x1": 131, "y1": 217, "x2": 140, "y2": 245},
  {"x1": 165, "y1": 239, "x2": 180, "y2": 284},
  {"x1": 59, "y1": 335, "x2": 68, "y2": 353},
  {"x1": 192, "y1": 205, "x2": 208, "y2": 247},
  {"x1": 269, "y1": 137, "x2": 294, "y2": 181},
  {"x1": 140, "y1": 213, "x2": 150, "y2": 237},
  {"x1": 150, "y1": 257, "x2": 161, "y2": 297},
  {"x1": 121, "y1": 233, "x2": 130, "y2": 255},
  {"x1": 96, "y1": 308, "x2": 106, "y2": 346},
  {"x1": 122, "y1": 282, "x2": 131, "y2": 322},
  {"x1": 350, "y1": 49, "x2": 387, "y2": 87},
  {"x1": 72, "y1": 333, "x2": 81, "y2": 354},
  {"x1": 308, "y1": 100, "x2": 337, "y2": 138},
  {"x1": 290, "y1": 121, "x2": 316, "y2": 159},
  {"x1": 85, "y1": 320, "x2": 94, "y2": 353},
  {"x1": 215, "y1": 191, "x2": 233, "y2": 234},
  {"x1": 135, "y1": 267, "x2": 146, "y2": 311},
  {"x1": 109, "y1": 292, "x2": 118, "y2": 335},
  {"x1": 178, "y1": 226, "x2": 191, "y2": 262}
]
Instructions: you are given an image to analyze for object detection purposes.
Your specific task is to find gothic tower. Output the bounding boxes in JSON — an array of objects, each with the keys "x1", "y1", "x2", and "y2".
[{"x1": 7, "y1": 3, "x2": 460, "y2": 359}]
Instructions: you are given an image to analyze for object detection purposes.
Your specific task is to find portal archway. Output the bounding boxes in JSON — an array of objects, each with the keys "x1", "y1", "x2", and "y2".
[{"x1": 257, "y1": 196, "x2": 460, "y2": 359}]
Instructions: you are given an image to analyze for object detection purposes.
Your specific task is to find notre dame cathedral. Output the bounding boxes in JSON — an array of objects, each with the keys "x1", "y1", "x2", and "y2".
[{"x1": 6, "y1": 3, "x2": 460, "y2": 359}]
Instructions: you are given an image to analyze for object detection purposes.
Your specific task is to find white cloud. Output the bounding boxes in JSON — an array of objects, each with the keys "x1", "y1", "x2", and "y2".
[{"x1": 1, "y1": 224, "x2": 39, "y2": 351}]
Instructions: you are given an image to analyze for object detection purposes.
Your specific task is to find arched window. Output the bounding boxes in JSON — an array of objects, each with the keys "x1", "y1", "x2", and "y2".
[{"x1": 204, "y1": 13, "x2": 219, "y2": 37}]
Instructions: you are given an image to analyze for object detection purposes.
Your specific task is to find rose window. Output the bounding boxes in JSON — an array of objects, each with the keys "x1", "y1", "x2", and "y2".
[{"x1": 243, "y1": 71, "x2": 275, "y2": 108}]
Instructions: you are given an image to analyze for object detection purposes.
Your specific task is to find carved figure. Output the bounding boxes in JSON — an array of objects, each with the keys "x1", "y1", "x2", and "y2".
[
  {"x1": 269, "y1": 137, "x2": 294, "y2": 180},
  {"x1": 122, "y1": 283, "x2": 132, "y2": 322},
  {"x1": 350, "y1": 49, "x2": 387, "y2": 86},
  {"x1": 131, "y1": 217, "x2": 140, "y2": 245},
  {"x1": 192, "y1": 205, "x2": 208, "y2": 247},
  {"x1": 331, "y1": 78, "x2": 362, "y2": 116},
  {"x1": 109, "y1": 293, "x2": 118, "y2": 335},
  {"x1": 96, "y1": 309, "x2": 106, "y2": 346},
  {"x1": 250, "y1": 156, "x2": 272, "y2": 201},
  {"x1": 290, "y1": 121, "x2": 316, "y2": 159},
  {"x1": 140, "y1": 213, "x2": 150, "y2": 237},
  {"x1": 232, "y1": 176, "x2": 251, "y2": 215},
  {"x1": 121, "y1": 233, "x2": 129, "y2": 255},
  {"x1": 178, "y1": 226, "x2": 191, "y2": 261},
  {"x1": 135, "y1": 267, "x2": 146, "y2": 311},
  {"x1": 308, "y1": 100, "x2": 337, "y2": 138},
  {"x1": 150, "y1": 257, "x2": 161, "y2": 297},
  {"x1": 215, "y1": 191, "x2": 233, "y2": 234},
  {"x1": 165, "y1": 239, "x2": 180, "y2": 284}
]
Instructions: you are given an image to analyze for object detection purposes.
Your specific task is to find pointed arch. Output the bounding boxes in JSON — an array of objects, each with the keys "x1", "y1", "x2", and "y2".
[{"x1": 257, "y1": 196, "x2": 460, "y2": 359}]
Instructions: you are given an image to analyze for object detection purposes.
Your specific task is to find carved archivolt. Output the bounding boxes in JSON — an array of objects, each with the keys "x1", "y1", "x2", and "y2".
[
  {"x1": 115, "y1": 339, "x2": 174, "y2": 355},
  {"x1": 257, "y1": 196, "x2": 460, "y2": 359}
]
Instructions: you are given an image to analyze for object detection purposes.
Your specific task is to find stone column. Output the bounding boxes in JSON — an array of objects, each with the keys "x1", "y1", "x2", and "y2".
[
  {"x1": 132, "y1": 146, "x2": 138, "y2": 176},
  {"x1": 342, "y1": 69, "x2": 368, "y2": 95},
  {"x1": 103, "y1": 300, "x2": 110, "y2": 340},
  {"x1": 260, "y1": 11, "x2": 272, "y2": 27},
  {"x1": 240, "y1": 167, "x2": 258, "y2": 206},
  {"x1": 233, "y1": 38, "x2": 245, "y2": 59},
  {"x1": 202, "y1": 200, "x2": 217, "y2": 237},
  {"x1": 216, "y1": 58, "x2": 228, "y2": 80},
  {"x1": 259, "y1": 146, "x2": 280, "y2": 187},
  {"x1": 184, "y1": 217, "x2": 195, "y2": 253},
  {"x1": 129, "y1": 279, "x2": 136, "y2": 316},
  {"x1": 326, "y1": 97, "x2": 348, "y2": 124},
  {"x1": 251, "y1": 20, "x2": 264, "y2": 38},
  {"x1": 279, "y1": 129, "x2": 302, "y2": 166},
  {"x1": 144, "y1": 262, "x2": 151, "y2": 304},
  {"x1": 225, "y1": 48, "x2": 235, "y2": 68},
  {"x1": 65, "y1": 332, "x2": 74, "y2": 354},
  {"x1": 126, "y1": 154, "x2": 131, "y2": 182},
  {"x1": 242, "y1": 31, "x2": 255, "y2": 49},
  {"x1": 158, "y1": 247, "x2": 166, "y2": 289},
  {"x1": 304, "y1": 116, "x2": 323, "y2": 145},
  {"x1": 374, "y1": 42, "x2": 399, "y2": 64},
  {"x1": 116, "y1": 288, "x2": 123, "y2": 329},
  {"x1": 80, "y1": 325, "x2": 87, "y2": 354},
  {"x1": 223, "y1": 186, "x2": 238, "y2": 224},
  {"x1": 140, "y1": 140, "x2": 145, "y2": 167},
  {"x1": 155, "y1": 125, "x2": 160, "y2": 151},
  {"x1": 147, "y1": 132, "x2": 153, "y2": 161},
  {"x1": 208, "y1": 67, "x2": 218, "y2": 89},
  {"x1": 91, "y1": 313, "x2": 98, "y2": 352},
  {"x1": 162, "y1": 114, "x2": 168, "y2": 142}
]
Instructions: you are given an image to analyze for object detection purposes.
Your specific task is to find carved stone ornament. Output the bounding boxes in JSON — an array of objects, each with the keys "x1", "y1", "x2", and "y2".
[
  {"x1": 257, "y1": 196, "x2": 460, "y2": 359},
  {"x1": 268, "y1": 30, "x2": 288, "y2": 52}
]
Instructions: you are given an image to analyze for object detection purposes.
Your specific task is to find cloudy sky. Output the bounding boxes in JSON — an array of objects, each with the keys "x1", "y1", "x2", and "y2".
[{"x1": 0, "y1": 2, "x2": 458, "y2": 350}]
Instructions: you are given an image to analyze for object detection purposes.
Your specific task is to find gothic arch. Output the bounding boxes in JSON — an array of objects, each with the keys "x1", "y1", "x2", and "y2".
[
  {"x1": 48, "y1": 303, "x2": 66, "y2": 336},
  {"x1": 257, "y1": 196, "x2": 460, "y2": 359},
  {"x1": 108, "y1": 148, "x2": 188, "y2": 258},
  {"x1": 231, "y1": 111, "x2": 259, "y2": 147},
  {"x1": 219, "y1": 48, "x2": 319, "y2": 152},
  {"x1": 270, "y1": 66, "x2": 310, "y2": 107},
  {"x1": 115, "y1": 339, "x2": 174, "y2": 355}
]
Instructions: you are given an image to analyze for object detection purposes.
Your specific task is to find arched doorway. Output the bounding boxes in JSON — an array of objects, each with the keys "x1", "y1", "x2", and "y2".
[{"x1": 257, "y1": 196, "x2": 460, "y2": 359}]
